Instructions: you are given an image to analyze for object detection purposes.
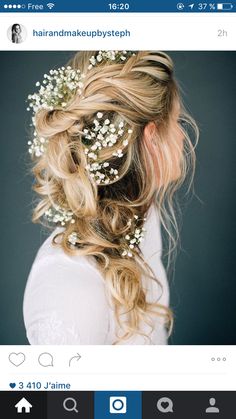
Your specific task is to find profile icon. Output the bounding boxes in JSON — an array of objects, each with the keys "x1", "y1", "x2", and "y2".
[
  {"x1": 205, "y1": 397, "x2": 220, "y2": 413},
  {"x1": 7, "y1": 23, "x2": 27, "y2": 44},
  {"x1": 12, "y1": 23, "x2": 22, "y2": 43}
]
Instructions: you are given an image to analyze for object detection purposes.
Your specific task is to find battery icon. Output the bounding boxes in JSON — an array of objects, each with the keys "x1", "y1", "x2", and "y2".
[{"x1": 217, "y1": 3, "x2": 234, "y2": 9}]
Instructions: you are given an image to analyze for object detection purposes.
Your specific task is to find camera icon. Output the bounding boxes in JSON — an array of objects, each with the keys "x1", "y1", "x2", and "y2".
[{"x1": 109, "y1": 396, "x2": 127, "y2": 414}]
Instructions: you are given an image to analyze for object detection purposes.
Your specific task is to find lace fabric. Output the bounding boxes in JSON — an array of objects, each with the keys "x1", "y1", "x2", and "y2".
[{"x1": 27, "y1": 311, "x2": 81, "y2": 345}]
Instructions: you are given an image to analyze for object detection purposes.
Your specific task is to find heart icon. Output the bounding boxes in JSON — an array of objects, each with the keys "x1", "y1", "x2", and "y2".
[
  {"x1": 9, "y1": 383, "x2": 16, "y2": 389},
  {"x1": 8, "y1": 352, "x2": 26, "y2": 367}
]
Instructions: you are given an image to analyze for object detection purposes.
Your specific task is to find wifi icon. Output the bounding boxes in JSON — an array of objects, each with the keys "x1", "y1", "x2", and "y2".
[{"x1": 47, "y1": 3, "x2": 55, "y2": 9}]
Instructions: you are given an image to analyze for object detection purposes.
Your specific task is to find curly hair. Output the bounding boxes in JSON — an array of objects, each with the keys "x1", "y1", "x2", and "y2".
[{"x1": 30, "y1": 51, "x2": 198, "y2": 343}]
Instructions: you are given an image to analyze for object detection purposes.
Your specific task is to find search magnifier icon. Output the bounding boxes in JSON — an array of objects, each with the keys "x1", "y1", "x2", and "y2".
[{"x1": 63, "y1": 397, "x2": 78, "y2": 413}]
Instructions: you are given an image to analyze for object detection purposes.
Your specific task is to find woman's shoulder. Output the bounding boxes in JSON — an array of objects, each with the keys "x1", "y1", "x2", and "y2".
[
  {"x1": 30, "y1": 227, "x2": 96, "y2": 270},
  {"x1": 25, "y1": 227, "x2": 104, "y2": 292},
  {"x1": 23, "y1": 228, "x2": 110, "y2": 344},
  {"x1": 32, "y1": 227, "x2": 73, "y2": 263}
]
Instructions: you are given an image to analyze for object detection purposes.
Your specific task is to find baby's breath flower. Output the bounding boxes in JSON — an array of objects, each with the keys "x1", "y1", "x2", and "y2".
[
  {"x1": 68, "y1": 232, "x2": 79, "y2": 246},
  {"x1": 27, "y1": 66, "x2": 85, "y2": 157},
  {"x1": 28, "y1": 131, "x2": 48, "y2": 157},
  {"x1": 88, "y1": 50, "x2": 136, "y2": 70},
  {"x1": 27, "y1": 53, "x2": 141, "y2": 250},
  {"x1": 120, "y1": 214, "x2": 147, "y2": 258},
  {"x1": 27, "y1": 66, "x2": 84, "y2": 118},
  {"x1": 27, "y1": 53, "x2": 135, "y2": 159},
  {"x1": 112, "y1": 149, "x2": 123, "y2": 158},
  {"x1": 44, "y1": 205, "x2": 75, "y2": 226},
  {"x1": 83, "y1": 112, "x2": 132, "y2": 185}
]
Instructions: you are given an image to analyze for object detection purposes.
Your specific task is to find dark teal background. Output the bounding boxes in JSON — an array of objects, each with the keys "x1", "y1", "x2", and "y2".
[{"x1": 0, "y1": 51, "x2": 235, "y2": 344}]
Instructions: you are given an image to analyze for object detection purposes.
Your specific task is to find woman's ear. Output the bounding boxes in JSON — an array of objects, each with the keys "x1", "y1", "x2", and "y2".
[
  {"x1": 144, "y1": 121, "x2": 157, "y2": 144},
  {"x1": 143, "y1": 121, "x2": 158, "y2": 158},
  {"x1": 143, "y1": 121, "x2": 163, "y2": 185}
]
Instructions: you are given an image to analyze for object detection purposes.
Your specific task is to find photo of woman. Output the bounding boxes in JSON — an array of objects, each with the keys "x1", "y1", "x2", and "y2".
[
  {"x1": 23, "y1": 51, "x2": 198, "y2": 345},
  {"x1": 1, "y1": 50, "x2": 234, "y2": 346},
  {"x1": 11, "y1": 23, "x2": 23, "y2": 44}
]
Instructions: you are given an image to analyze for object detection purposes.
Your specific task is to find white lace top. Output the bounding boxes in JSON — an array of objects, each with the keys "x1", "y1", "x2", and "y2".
[{"x1": 23, "y1": 204, "x2": 170, "y2": 345}]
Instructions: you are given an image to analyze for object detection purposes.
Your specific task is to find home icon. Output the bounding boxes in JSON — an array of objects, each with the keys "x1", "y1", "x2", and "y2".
[{"x1": 15, "y1": 397, "x2": 33, "y2": 413}]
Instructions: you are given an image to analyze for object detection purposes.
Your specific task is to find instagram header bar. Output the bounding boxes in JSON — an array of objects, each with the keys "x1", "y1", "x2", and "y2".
[{"x1": 0, "y1": 13, "x2": 235, "y2": 50}]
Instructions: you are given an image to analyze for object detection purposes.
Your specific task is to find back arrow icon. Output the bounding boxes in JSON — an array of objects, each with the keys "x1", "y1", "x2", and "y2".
[{"x1": 69, "y1": 353, "x2": 82, "y2": 367}]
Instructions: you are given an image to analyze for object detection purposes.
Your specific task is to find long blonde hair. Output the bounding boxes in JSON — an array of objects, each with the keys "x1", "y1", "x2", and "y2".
[{"x1": 30, "y1": 51, "x2": 198, "y2": 343}]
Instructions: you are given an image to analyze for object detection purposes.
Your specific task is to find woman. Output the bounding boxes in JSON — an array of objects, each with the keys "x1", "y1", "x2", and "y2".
[
  {"x1": 11, "y1": 24, "x2": 22, "y2": 44},
  {"x1": 23, "y1": 50, "x2": 198, "y2": 345}
]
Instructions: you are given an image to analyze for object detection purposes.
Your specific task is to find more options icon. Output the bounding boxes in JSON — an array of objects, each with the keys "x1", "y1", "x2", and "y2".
[
  {"x1": 110, "y1": 396, "x2": 127, "y2": 414},
  {"x1": 157, "y1": 397, "x2": 174, "y2": 413}
]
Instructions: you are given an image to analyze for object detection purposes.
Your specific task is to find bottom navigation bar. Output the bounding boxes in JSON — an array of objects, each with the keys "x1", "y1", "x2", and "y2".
[{"x1": 1, "y1": 391, "x2": 235, "y2": 418}]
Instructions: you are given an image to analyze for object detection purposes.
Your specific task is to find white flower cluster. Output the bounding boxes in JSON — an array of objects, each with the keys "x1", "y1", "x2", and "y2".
[
  {"x1": 27, "y1": 66, "x2": 84, "y2": 115},
  {"x1": 68, "y1": 232, "x2": 78, "y2": 246},
  {"x1": 67, "y1": 214, "x2": 147, "y2": 258},
  {"x1": 83, "y1": 112, "x2": 133, "y2": 185},
  {"x1": 121, "y1": 215, "x2": 147, "y2": 257},
  {"x1": 88, "y1": 50, "x2": 136, "y2": 70},
  {"x1": 27, "y1": 52, "x2": 136, "y2": 158},
  {"x1": 27, "y1": 66, "x2": 84, "y2": 157},
  {"x1": 28, "y1": 130, "x2": 48, "y2": 157},
  {"x1": 44, "y1": 205, "x2": 75, "y2": 226}
]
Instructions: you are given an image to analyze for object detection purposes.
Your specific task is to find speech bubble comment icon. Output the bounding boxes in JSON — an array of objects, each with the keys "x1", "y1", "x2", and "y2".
[
  {"x1": 157, "y1": 397, "x2": 174, "y2": 413},
  {"x1": 38, "y1": 352, "x2": 54, "y2": 367}
]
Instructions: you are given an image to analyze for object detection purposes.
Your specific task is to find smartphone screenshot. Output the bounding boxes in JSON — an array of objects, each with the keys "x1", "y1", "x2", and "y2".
[{"x1": 0, "y1": 0, "x2": 235, "y2": 417}]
